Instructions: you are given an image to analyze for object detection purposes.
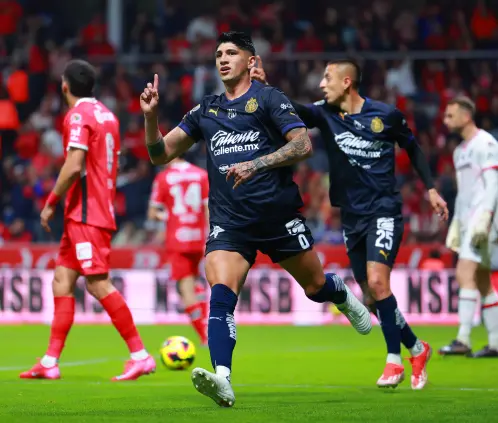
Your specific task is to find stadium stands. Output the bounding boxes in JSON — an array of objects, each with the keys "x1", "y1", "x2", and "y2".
[{"x1": 1, "y1": 0, "x2": 498, "y2": 245}]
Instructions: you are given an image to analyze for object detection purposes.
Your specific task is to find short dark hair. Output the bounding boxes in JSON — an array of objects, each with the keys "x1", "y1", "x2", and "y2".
[
  {"x1": 216, "y1": 31, "x2": 256, "y2": 56},
  {"x1": 63, "y1": 59, "x2": 96, "y2": 98},
  {"x1": 448, "y1": 96, "x2": 476, "y2": 118},
  {"x1": 327, "y1": 59, "x2": 362, "y2": 90}
]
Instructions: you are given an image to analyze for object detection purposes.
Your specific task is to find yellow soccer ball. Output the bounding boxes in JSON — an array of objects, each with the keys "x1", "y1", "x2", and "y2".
[{"x1": 159, "y1": 336, "x2": 196, "y2": 370}]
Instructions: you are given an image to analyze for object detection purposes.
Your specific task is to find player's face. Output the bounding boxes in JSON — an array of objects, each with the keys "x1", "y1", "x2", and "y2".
[
  {"x1": 215, "y1": 42, "x2": 255, "y2": 83},
  {"x1": 319, "y1": 64, "x2": 350, "y2": 106},
  {"x1": 443, "y1": 104, "x2": 469, "y2": 134}
]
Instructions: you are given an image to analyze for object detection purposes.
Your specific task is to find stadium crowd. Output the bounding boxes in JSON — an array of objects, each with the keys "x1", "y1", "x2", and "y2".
[{"x1": 1, "y1": 0, "x2": 498, "y2": 245}]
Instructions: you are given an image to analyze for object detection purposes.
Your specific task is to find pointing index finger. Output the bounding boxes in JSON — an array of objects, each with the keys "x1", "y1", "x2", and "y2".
[
  {"x1": 153, "y1": 73, "x2": 159, "y2": 90},
  {"x1": 255, "y1": 55, "x2": 263, "y2": 69}
]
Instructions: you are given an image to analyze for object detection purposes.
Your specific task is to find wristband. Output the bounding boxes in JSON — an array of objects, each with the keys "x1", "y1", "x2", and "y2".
[
  {"x1": 147, "y1": 138, "x2": 165, "y2": 158},
  {"x1": 46, "y1": 191, "x2": 61, "y2": 207}
]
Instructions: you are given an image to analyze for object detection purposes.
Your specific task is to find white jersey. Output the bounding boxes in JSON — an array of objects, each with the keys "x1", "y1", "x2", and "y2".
[{"x1": 453, "y1": 129, "x2": 498, "y2": 222}]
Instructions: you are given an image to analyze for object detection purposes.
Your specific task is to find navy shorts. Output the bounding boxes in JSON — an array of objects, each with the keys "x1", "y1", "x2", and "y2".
[
  {"x1": 205, "y1": 216, "x2": 314, "y2": 266},
  {"x1": 343, "y1": 215, "x2": 404, "y2": 283}
]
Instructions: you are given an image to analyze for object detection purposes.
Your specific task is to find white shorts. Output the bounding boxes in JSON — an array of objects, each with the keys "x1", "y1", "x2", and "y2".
[{"x1": 459, "y1": 212, "x2": 498, "y2": 269}]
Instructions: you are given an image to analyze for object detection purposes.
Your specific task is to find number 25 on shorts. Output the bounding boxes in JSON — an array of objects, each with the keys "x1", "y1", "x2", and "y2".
[{"x1": 375, "y1": 217, "x2": 395, "y2": 251}]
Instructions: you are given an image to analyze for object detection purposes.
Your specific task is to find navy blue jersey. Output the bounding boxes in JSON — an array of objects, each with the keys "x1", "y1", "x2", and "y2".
[
  {"x1": 293, "y1": 98, "x2": 414, "y2": 231},
  {"x1": 179, "y1": 81, "x2": 306, "y2": 228}
]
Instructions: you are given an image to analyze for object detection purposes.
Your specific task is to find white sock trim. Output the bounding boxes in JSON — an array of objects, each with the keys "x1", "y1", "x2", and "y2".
[
  {"x1": 409, "y1": 339, "x2": 424, "y2": 357},
  {"x1": 215, "y1": 365, "x2": 231, "y2": 378},
  {"x1": 386, "y1": 354, "x2": 402, "y2": 365},
  {"x1": 131, "y1": 349, "x2": 148, "y2": 361},
  {"x1": 41, "y1": 355, "x2": 57, "y2": 368}
]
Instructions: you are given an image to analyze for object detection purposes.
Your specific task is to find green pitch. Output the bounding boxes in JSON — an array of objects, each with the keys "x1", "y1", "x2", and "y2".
[{"x1": 1, "y1": 325, "x2": 497, "y2": 422}]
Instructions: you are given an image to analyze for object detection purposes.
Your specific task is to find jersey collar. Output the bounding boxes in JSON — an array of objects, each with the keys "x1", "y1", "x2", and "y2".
[
  {"x1": 75, "y1": 97, "x2": 97, "y2": 107},
  {"x1": 170, "y1": 162, "x2": 190, "y2": 170}
]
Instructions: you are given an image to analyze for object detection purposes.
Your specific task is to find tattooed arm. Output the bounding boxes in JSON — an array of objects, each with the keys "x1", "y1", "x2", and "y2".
[
  {"x1": 254, "y1": 127, "x2": 312, "y2": 171},
  {"x1": 226, "y1": 127, "x2": 312, "y2": 189}
]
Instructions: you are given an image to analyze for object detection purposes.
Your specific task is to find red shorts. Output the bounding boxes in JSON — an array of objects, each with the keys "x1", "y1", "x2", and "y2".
[
  {"x1": 167, "y1": 251, "x2": 204, "y2": 281},
  {"x1": 56, "y1": 221, "x2": 112, "y2": 276}
]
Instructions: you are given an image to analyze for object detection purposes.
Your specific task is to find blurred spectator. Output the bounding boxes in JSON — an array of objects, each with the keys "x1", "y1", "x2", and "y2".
[
  {"x1": 0, "y1": 0, "x2": 23, "y2": 52},
  {"x1": 186, "y1": 13, "x2": 217, "y2": 43},
  {"x1": 385, "y1": 58, "x2": 417, "y2": 97},
  {"x1": 410, "y1": 198, "x2": 444, "y2": 243},
  {"x1": 252, "y1": 29, "x2": 271, "y2": 59},
  {"x1": 0, "y1": 218, "x2": 32, "y2": 242},
  {"x1": 470, "y1": 0, "x2": 498, "y2": 45},
  {"x1": 81, "y1": 13, "x2": 107, "y2": 47}
]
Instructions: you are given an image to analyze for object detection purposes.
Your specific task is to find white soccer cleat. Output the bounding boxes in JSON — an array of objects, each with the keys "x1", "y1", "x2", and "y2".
[
  {"x1": 337, "y1": 285, "x2": 372, "y2": 335},
  {"x1": 191, "y1": 367, "x2": 235, "y2": 408}
]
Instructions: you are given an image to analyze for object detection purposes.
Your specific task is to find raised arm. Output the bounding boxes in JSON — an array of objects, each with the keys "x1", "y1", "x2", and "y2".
[
  {"x1": 141, "y1": 74, "x2": 196, "y2": 165},
  {"x1": 388, "y1": 108, "x2": 449, "y2": 221}
]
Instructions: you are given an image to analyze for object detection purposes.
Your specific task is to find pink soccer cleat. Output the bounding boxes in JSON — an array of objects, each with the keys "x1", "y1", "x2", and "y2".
[
  {"x1": 408, "y1": 341, "x2": 432, "y2": 390},
  {"x1": 19, "y1": 360, "x2": 61, "y2": 380},
  {"x1": 111, "y1": 355, "x2": 156, "y2": 381},
  {"x1": 376, "y1": 363, "x2": 405, "y2": 388}
]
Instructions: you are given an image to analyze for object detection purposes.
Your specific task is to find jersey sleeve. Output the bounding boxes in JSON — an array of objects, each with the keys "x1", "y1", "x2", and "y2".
[
  {"x1": 266, "y1": 88, "x2": 306, "y2": 136},
  {"x1": 178, "y1": 103, "x2": 203, "y2": 142},
  {"x1": 480, "y1": 138, "x2": 498, "y2": 170},
  {"x1": 294, "y1": 100, "x2": 325, "y2": 129},
  {"x1": 385, "y1": 108, "x2": 415, "y2": 148},
  {"x1": 149, "y1": 174, "x2": 165, "y2": 207},
  {"x1": 66, "y1": 111, "x2": 91, "y2": 151}
]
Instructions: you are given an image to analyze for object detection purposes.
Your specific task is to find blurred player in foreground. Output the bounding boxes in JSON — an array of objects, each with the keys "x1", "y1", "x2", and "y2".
[
  {"x1": 440, "y1": 97, "x2": 498, "y2": 358},
  {"x1": 252, "y1": 58, "x2": 448, "y2": 389},
  {"x1": 148, "y1": 157, "x2": 209, "y2": 345},
  {"x1": 20, "y1": 60, "x2": 155, "y2": 381},
  {"x1": 141, "y1": 32, "x2": 372, "y2": 407}
]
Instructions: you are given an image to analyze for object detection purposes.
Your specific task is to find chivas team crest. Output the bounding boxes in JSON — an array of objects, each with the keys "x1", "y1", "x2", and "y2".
[
  {"x1": 245, "y1": 98, "x2": 258, "y2": 113},
  {"x1": 370, "y1": 117, "x2": 384, "y2": 133}
]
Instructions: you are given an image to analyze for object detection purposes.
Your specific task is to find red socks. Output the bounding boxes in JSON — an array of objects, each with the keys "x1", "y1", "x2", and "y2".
[
  {"x1": 46, "y1": 296, "x2": 75, "y2": 358},
  {"x1": 100, "y1": 291, "x2": 145, "y2": 353},
  {"x1": 46, "y1": 292, "x2": 144, "y2": 358},
  {"x1": 185, "y1": 302, "x2": 208, "y2": 344}
]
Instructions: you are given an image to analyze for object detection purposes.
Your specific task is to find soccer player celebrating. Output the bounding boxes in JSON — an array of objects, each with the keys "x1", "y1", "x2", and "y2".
[
  {"x1": 20, "y1": 60, "x2": 155, "y2": 381},
  {"x1": 251, "y1": 58, "x2": 448, "y2": 389},
  {"x1": 440, "y1": 97, "x2": 498, "y2": 358},
  {"x1": 148, "y1": 157, "x2": 210, "y2": 345},
  {"x1": 141, "y1": 32, "x2": 372, "y2": 407}
]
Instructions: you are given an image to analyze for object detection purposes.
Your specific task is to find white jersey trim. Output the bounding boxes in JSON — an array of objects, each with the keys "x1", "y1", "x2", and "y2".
[
  {"x1": 67, "y1": 142, "x2": 89, "y2": 151},
  {"x1": 75, "y1": 97, "x2": 97, "y2": 107}
]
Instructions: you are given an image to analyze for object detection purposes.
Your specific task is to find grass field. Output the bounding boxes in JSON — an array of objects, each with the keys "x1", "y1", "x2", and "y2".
[{"x1": 1, "y1": 324, "x2": 497, "y2": 422}]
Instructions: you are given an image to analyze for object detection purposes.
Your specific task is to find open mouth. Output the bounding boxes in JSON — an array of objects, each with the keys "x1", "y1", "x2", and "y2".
[{"x1": 220, "y1": 66, "x2": 231, "y2": 74}]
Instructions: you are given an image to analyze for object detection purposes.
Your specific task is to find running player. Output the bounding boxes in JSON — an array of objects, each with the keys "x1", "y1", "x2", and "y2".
[
  {"x1": 20, "y1": 60, "x2": 155, "y2": 381},
  {"x1": 148, "y1": 157, "x2": 209, "y2": 345},
  {"x1": 251, "y1": 57, "x2": 448, "y2": 389},
  {"x1": 141, "y1": 32, "x2": 372, "y2": 407},
  {"x1": 440, "y1": 96, "x2": 498, "y2": 358}
]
